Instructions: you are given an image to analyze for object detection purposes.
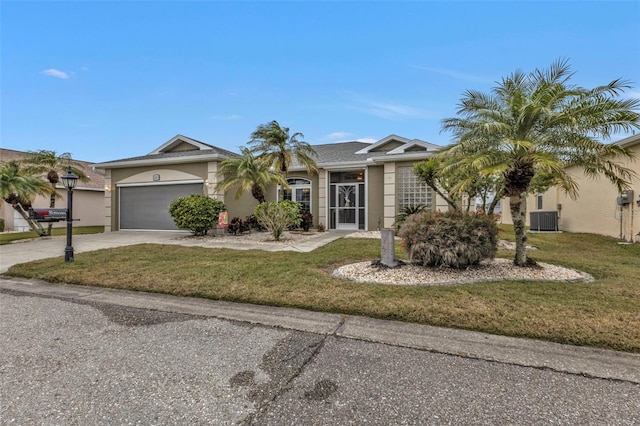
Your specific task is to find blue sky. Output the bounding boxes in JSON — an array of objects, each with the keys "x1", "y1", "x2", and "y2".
[{"x1": 2, "y1": 1, "x2": 640, "y2": 163}]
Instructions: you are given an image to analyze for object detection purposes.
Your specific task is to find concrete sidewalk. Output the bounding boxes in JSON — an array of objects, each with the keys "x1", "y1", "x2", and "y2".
[{"x1": 1, "y1": 276, "x2": 639, "y2": 384}]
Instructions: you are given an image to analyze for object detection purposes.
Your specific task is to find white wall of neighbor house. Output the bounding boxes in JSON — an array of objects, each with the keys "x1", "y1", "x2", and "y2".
[{"x1": 11, "y1": 189, "x2": 105, "y2": 232}]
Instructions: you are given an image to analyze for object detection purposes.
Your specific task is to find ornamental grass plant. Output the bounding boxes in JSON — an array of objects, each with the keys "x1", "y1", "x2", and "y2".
[{"x1": 398, "y1": 211, "x2": 498, "y2": 269}]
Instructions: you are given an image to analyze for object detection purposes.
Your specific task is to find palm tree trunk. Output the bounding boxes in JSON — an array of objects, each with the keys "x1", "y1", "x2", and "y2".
[
  {"x1": 46, "y1": 186, "x2": 56, "y2": 236},
  {"x1": 251, "y1": 184, "x2": 266, "y2": 203},
  {"x1": 14, "y1": 203, "x2": 47, "y2": 236},
  {"x1": 510, "y1": 194, "x2": 529, "y2": 266}
]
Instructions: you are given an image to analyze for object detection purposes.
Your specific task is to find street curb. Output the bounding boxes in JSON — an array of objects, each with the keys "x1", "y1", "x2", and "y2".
[{"x1": 1, "y1": 276, "x2": 639, "y2": 384}]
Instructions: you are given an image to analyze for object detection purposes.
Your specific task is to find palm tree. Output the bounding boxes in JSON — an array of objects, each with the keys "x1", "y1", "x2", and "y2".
[
  {"x1": 0, "y1": 161, "x2": 52, "y2": 236},
  {"x1": 22, "y1": 150, "x2": 87, "y2": 235},
  {"x1": 216, "y1": 147, "x2": 288, "y2": 203},
  {"x1": 248, "y1": 120, "x2": 318, "y2": 176},
  {"x1": 441, "y1": 59, "x2": 639, "y2": 266}
]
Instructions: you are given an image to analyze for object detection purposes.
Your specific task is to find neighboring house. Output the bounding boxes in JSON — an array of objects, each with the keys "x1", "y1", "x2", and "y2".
[
  {"x1": 95, "y1": 134, "x2": 449, "y2": 232},
  {"x1": 501, "y1": 134, "x2": 640, "y2": 242},
  {"x1": 0, "y1": 148, "x2": 105, "y2": 232}
]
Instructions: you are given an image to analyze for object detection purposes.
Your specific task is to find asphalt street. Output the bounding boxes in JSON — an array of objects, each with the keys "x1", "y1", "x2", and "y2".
[{"x1": 2, "y1": 288, "x2": 639, "y2": 425}]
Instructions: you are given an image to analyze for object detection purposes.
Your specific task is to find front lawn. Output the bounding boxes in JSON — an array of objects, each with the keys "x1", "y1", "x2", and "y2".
[
  {"x1": 0, "y1": 226, "x2": 105, "y2": 245},
  {"x1": 5, "y1": 229, "x2": 640, "y2": 352}
]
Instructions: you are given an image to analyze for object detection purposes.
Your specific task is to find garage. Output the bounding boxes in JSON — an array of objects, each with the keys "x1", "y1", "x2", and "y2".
[{"x1": 119, "y1": 182, "x2": 203, "y2": 230}]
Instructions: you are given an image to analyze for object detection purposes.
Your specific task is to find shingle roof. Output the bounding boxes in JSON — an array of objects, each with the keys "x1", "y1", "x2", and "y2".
[
  {"x1": 104, "y1": 146, "x2": 238, "y2": 164},
  {"x1": 0, "y1": 148, "x2": 105, "y2": 190},
  {"x1": 97, "y1": 135, "x2": 440, "y2": 169},
  {"x1": 311, "y1": 141, "x2": 373, "y2": 164}
]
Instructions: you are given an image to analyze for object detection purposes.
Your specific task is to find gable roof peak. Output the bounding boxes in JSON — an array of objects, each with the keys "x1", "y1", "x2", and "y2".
[
  {"x1": 148, "y1": 134, "x2": 215, "y2": 155},
  {"x1": 354, "y1": 134, "x2": 440, "y2": 154}
]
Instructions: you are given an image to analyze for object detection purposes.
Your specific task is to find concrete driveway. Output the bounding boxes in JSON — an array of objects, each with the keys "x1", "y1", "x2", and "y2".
[
  {"x1": 0, "y1": 231, "x2": 184, "y2": 273},
  {"x1": 0, "y1": 230, "x2": 346, "y2": 273}
]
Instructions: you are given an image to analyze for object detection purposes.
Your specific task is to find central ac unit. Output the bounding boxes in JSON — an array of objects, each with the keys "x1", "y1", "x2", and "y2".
[{"x1": 530, "y1": 211, "x2": 558, "y2": 232}]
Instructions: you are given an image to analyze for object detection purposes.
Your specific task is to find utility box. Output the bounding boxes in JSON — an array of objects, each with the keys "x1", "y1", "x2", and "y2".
[
  {"x1": 530, "y1": 211, "x2": 558, "y2": 232},
  {"x1": 29, "y1": 208, "x2": 67, "y2": 222},
  {"x1": 617, "y1": 190, "x2": 634, "y2": 205}
]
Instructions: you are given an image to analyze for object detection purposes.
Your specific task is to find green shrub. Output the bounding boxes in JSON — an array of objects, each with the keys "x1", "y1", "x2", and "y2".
[
  {"x1": 398, "y1": 210, "x2": 498, "y2": 269},
  {"x1": 228, "y1": 217, "x2": 250, "y2": 235},
  {"x1": 0, "y1": 218, "x2": 4, "y2": 232},
  {"x1": 245, "y1": 214, "x2": 264, "y2": 232},
  {"x1": 300, "y1": 210, "x2": 313, "y2": 232},
  {"x1": 168, "y1": 194, "x2": 227, "y2": 236},
  {"x1": 393, "y1": 204, "x2": 428, "y2": 232},
  {"x1": 254, "y1": 200, "x2": 301, "y2": 241}
]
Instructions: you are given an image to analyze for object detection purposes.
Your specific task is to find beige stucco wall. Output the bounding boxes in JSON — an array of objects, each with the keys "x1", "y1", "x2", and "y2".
[
  {"x1": 317, "y1": 170, "x2": 327, "y2": 229},
  {"x1": 105, "y1": 161, "x2": 326, "y2": 231},
  {"x1": 99, "y1": 156, "x2": 440, "y2": 234},
  {"x1": 107, "y1": 163, "x2": 208, "y2": 231},
  {"x1": 383, "y1": 162, "x2": 397, "y2": 228},
  {"x1": 367, "y1": 165, "x2": 384, "y2": 230},
  {"x1": 501, "y1": 142, "x2": 639, "y2": 241},
  {"x1": 556, "y1": 143, "x2": 638, "y2": 241}
]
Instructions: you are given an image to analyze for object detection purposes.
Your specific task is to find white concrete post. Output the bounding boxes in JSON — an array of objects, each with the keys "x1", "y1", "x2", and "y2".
[{"x1": 381, "y1": 228, "x2": 398, "y2": 267}]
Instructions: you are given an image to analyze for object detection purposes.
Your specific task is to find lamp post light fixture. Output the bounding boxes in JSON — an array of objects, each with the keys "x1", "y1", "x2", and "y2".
[{"x1": 61, "y1": 167, "x2": 79, "y2": 262}]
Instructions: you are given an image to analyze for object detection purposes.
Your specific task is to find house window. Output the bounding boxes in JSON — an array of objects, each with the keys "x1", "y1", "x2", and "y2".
[
  {"x1": 397, "y1": 166, "x2": 432, "y2": 209},
  {"x1": 279, "y1": 178, "x2": 312, "y2": 212},
  {"x1": 537, "y1": 194, "x2": 543, "y2": 210}
]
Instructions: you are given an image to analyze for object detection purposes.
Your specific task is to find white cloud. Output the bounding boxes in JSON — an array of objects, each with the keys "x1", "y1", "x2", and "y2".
[
  {"x1": 326, "y1": 131, "x2": 352, "y2": 140},
  {"x1": 211, "y1": 114, "x2": 241, "y2": 121},
  {"x1": 343, "y1": 92, "x2": 438, "y2": 120},
  {"x1": 367, "y1": 101, "x2": 431, "y2": 119},
  {"x1": 356, "y1": 137, "x2": 377, "y2": 144},
  {"x1": 40, "y1": 69, "x2": 69, "y2": 79},
  {"x1": 81, "y1": 66, "x2": 89, "y2": 72},
  {"x1": 411, "y1": 65, "x2": 492, "y2": 84}
]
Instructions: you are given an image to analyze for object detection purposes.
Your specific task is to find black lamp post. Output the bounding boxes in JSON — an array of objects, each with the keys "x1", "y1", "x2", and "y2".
[{"x1": 61, "y1": 167, "x2": 79, "y2": 262}]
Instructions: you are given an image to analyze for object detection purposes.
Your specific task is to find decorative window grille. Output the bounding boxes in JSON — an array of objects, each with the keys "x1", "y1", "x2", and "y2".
[{"x1": 397, "y1": 166, "x2": 432, "y2": 209}]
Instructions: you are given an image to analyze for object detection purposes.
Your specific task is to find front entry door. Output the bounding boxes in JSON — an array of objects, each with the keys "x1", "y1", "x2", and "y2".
[{"x1": 336, "y1": 184, "x2": 358, "y2": 230}]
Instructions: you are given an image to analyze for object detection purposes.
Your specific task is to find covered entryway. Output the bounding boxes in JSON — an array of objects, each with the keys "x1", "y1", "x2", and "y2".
[
  {"x1": 119, "y1": 182, "x2": 203, "y2": 230},
  {"x1": 328, "y1": 170, "x2": 365, "y2": 230}
]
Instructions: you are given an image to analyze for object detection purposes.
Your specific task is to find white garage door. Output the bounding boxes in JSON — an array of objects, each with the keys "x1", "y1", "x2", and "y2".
[{"x1": 119, "y1": 183, "x2": 204, "y2": 230}]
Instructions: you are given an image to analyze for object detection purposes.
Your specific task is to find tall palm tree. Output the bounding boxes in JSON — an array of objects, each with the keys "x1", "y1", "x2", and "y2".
[
  {"x1": 441, "y1": 59, "x2": 639, "y2": 266},
  {"x1": 22, "y1": 150, "x2": 88, "y2": 235},
  {"x1": 216, "y1": 148, "x2": 288, "y2": 203},
  {"x1": 248, "y1": 120, "x2": 318, "y2": 176},
  {"x1": 0, "y1": 161, "x2": 52, "y2": 236}
]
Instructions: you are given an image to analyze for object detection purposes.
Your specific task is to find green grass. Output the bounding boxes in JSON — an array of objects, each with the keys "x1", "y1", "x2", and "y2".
[
  {"x1": 5, "y1": 227, "x2": 640, "y2": 352},
  {"x1": 0, "y1": 226, "x2": 105, "y2": 245}
]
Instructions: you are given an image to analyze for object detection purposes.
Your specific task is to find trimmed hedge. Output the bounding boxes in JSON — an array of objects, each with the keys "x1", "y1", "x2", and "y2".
[
  {"x1": 398, "y1": 211, "x2": 498, "y2": 269},
  {"x1": 169, "y1": 194, "x2": 227, "y2": 236}
]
